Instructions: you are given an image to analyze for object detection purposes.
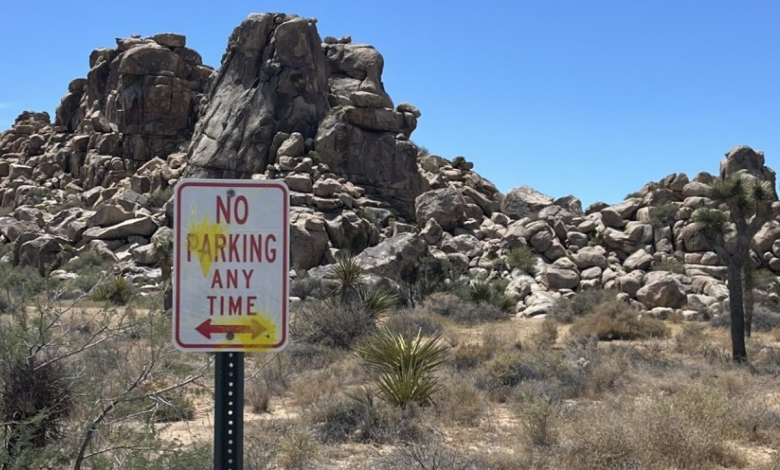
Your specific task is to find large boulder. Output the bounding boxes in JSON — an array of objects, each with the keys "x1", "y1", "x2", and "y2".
[
  {"x1": 81, "y1": 217, "x2": 158, "y2": 242},
  {"x1": 636, "y1": 275, "x2": 686, "y2": 309},
  {"x1": 720, "y1": 145, "x2": 778, "y2": 199},
  {"x1": 16, "y1": 234, "x2": 63, "y2": 276},
  {"x1": 414, "y1": 188, "x2": 467, "y2": 232},
  {"x1": 188, "y1": 14, "x2": 330, "y2": 177},
  {"x1": 501, "y1": 186, "x2": 553, "y2": 220},
  {"x1": 355, "y1": 232, "x2": 427, "y2": 279}
]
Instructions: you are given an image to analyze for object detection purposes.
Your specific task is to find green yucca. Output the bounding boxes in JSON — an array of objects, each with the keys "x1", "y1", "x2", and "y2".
[
  {"x1": 467, "y1": 279, "x2": 494, "y2": 303},
  {"x1": 355, "y1": 327, "x2": 449, "y2": 407},
  {"x1": 328, "y1": 255, "x2": 366, "y2": 298},
  {"x1": 357, "y1": 286, "x2": 397, "y2": 317}
]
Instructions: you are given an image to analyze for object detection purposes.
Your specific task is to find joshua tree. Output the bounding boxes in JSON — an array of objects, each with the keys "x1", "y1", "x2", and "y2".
[{"x1": 693, "y1": 170, "x2": 773, "y2": 362}]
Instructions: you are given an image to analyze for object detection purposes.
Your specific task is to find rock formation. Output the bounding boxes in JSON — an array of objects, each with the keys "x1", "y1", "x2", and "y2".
[{"x1": 1, "y1": 12, "x2": 779, "y2": 324}]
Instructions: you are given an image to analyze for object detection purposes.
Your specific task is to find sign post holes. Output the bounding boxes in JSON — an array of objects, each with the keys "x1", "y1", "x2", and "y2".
[{"x1": 173, "y1": 179, "x2": 289, "y2": 469}]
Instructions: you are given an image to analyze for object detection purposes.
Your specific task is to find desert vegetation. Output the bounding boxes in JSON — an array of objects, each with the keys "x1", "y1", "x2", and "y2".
[{"x1": 1, "y1": 255, "x2": 779, "y2": 470}]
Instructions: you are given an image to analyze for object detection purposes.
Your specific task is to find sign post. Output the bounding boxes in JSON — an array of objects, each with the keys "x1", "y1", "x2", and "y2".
[{"x1": 173, "y1": 179, "x2": 289, "y2": 470}]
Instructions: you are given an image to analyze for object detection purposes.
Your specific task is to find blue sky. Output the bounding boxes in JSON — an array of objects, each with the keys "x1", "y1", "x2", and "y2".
[{"x1": 2, "y1": 1, "x2": 779, "y2": 207}]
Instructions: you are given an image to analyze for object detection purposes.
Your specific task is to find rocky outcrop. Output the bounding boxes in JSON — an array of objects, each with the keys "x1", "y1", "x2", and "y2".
[
  {"x1": 1, "y1": 14, "x2": 779, "y2": 326},
  {"x1": 187, "y1": 14, "x2": 329, "y2": 178}
]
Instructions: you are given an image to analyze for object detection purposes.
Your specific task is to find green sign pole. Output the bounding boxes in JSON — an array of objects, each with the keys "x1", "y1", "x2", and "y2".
[{"x1": 214, "y1": 352, "x2": 244, "y2": 470}]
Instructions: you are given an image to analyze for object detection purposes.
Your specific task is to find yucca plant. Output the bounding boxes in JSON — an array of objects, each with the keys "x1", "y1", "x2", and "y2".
[
  {"x1": 357, "y1": 286, "x2": 397, "y2": 317},
  {"x1": 91, "y1": 277, "x2": 134, "y2": 305},
  {"x1": 328, "y1": 255, "x2": 366, "y2": 299},
  {"x1": 355, "y1": 327, "x2": 450, "y2": 407},
  {"x1": 467, "y1": 279, "x2": 494, "y2": 303}
]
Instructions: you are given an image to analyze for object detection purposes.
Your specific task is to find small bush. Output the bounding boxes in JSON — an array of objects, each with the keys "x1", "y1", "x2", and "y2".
[
  {"x1": 383, "y1": 310, "x2": 443, "y2": 338},
  {"x1": 1, "y1": 356, "x2": 72, "y2": 450},
  {"x1": 712, "y1": 304, "x2": 780, "y2": 332},
  {"x1": 513, "y1": 388, "x2": 560, "y2": 447},
  {"x1": 91, "y1": 277, "x2": 134, "y2": 305},
  {"x1": 551, "y1": 289, "x2": 618, "y2": 324},
  {"x1": 422, "y1": 292, "x2": 508, "y2": 325},
  {"x1": 292, "y1": 298, "x2": 377, "y2": 349},
  {"x1": 477, "y1": 349, "x2": 586, "y2": 400},
  {"x1": 649, "y1": 204, "x2": 678, "y2": 228},
  {"x1": 356, "y1": 327, "x2": 450, "y2": 407},
  {"x1": 651, "y1": 257, "x2": 686, "y2": 274},
  {"x1": 399, "y1": 255, "x2": 456, "y2": 305},
  {"x1": 452, "y1": 342, "x2": 496, "y2": 370},
  {"x1": 437, "y1": 382, "x2": 485, "y2": 427},
  {"x1": 506, "y1": 246, "x2": 538, "y2": 275},
  {"x1": 276, "y1": 427, "x2": 319, "y2": 469},
  {"x1": 151, "y1": 393, "x2": 195, "y2": 423},
  {"x1": 569, "y1": 301, "x2": 669, "y2": 341},
  {"x1": 309, "y1": 391, "x2": 423, "y2": 444},
  {"x1": 246, "y1": 381, "x2": 271, "y2": 414}
]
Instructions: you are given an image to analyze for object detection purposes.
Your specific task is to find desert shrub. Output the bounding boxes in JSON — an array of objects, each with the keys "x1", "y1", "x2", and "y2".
[
  {"x1": 309, "y1": 391, "x2": 423, "y2": 444},
  {"x1": 422, "y1": 292, "x2": 508, "y2": 325},
  {"x1": 1, "y1": 356, "x2": 73, "y2": 453},
  {"x1": 383, "y1": 310, "x2": 443, "y2": 338},
  {"x1": 0, "y1": 263, "x2": 53, "y2": 304},
  {"x1": 452, "y1": 342, "x2": 497, "y2": 370},
  {"x1": 291, "y1": 298, "x2": 377, "y2": 349},
  {"x1": 513, "y1": 386, "x2": 560, "y2": 447},
  {"x1": 246, "y1": 380, "x2": 271, "y2": 414},
  {"x1": 462, "y1": 278, "x2": 516, "y2": 313},
  {"x1": 649, "y1": 203, "x2": 678, "y2": 228},
  {"x1": 506, "y1": 246, "x2": 538, "y2": 275},
  {"x1": 569, "y1": 301, "x2": 669, "y2": 341},
  {"x1": 564, "y1": 405, "x2": 643, "y2": 470},
  {"x1": 651, "y1": 258, "x2": 686, "y2": 274},
  {"x1": 374, "y1": 439, "x2": 475, "y2": 470},
  {"x1": 356, "y1": 327, "x2": 450, "y2": 407},
  {"x1": 477, "y1": 349, "x2": 586, "y2": 401},
  {"x1": 151, "y1": 393, "x2": 195, "y2": 423},
  {"x1": 435, "y1": 381, "x2": 485, "y2": 426},
  {"x1": 64, "y1": 252, "x2": 109, "y2": 292},
  {"x1": 526, "y1": 318, "x2": 559, "y2": 350},
  {"x1": 91, "y1": 276, "x2": 134, "y2": 305},
  {"x1": 636, "y1": 387, "x2": 743, "y2": 469},
  {"x1": 276, "y1": 427, "x2": 319, "y2": 469},
  {"x1": 625, "y1": 191, "x2": 643, "y2": 199},
  {"x1": 399, "y1": 255, "x2": 456, "y2": 306},
  {"x1": 550, "y1": 288, "x2": 618, "y2": 323},
  {"x1": 290, "y1": 276, "x2": 331, "y2": 300},
  {"x1": 675, "y1": 323, "x2": 709, "y2": 355},
  {"x1": 712, "y1": 303, "x2": 780, "y2": 332},
  {"x1": 357, "y1": 285, "x2": 398, "y2": 316}
]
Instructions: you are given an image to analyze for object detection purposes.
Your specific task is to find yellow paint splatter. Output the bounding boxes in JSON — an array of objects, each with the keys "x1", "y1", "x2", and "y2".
[
  {"x1": 186, "y1": 209, "x2": 228, "y2": 278},
  {"x1": 218, "y1": 312, "x2": 278, "y2": 349}
]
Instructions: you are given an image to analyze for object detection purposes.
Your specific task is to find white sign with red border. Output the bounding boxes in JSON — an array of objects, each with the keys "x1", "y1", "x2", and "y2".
[{"x1": 173, "y1": 179, "x2": 289, "y2": 352}]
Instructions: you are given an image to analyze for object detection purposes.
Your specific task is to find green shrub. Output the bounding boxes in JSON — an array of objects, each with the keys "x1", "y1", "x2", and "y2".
[
  {"x1": 148, "y1": 187, "x2": 173, "y2": 209},
  {"x1": 422, "y1": 292, "x2": 508, "y2": 325},
  {"x1": 355, "y1": 327, "x2": 450, "y2": 407},
  {"x1": 513, "y1": 388, "x2": 560, "y2": 447},
  {"x1": 506, "y1": 246, "x2": 538, "y2": 275},
  {"x1": 551, "y1": 289, "x2": 618, "y2": 323},
  {"x1": 291, "y1": 298, "x2": 377, "y2": 349},
  {"x1": 383, "y1": 310, "x2": 443, "y2": 338},
  {"x1": 91, "y1": 277, "x2": 134, "y2": 305},
  {"x1": 712, "y1": 303, "x2": 780, "y2": 332},
  {"x1": 328, "y1": 255, "x2": 365, "y2": 298},
  {"x1": 399, "y1": 255, "x2": 456, "y2": 306},
  {"x1": 649, "y1": 204, "x2": 678, "y2": 228},
  {"x1": 569, "y1": 301, "x2": 669, "y2": 341},
  {"x1": 1, "y1": 356, "x2": 73, "y2": 451},
  {"x1": 151, "y1": 393, "x2": 195, "y2": 423}
]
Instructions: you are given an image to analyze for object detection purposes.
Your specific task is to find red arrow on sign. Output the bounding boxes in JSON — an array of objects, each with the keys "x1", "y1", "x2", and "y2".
[{"x1": 196, "y1": 319, "x2": 267, "y2": 340}]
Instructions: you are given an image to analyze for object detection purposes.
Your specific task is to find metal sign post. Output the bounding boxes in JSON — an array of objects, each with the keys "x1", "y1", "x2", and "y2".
[
  {"x1": 173, "y1": 179, "x2": 289, "y2": 469},
  {"x1": 214, "y1": 352, "x2": 244, "y2": 470}
]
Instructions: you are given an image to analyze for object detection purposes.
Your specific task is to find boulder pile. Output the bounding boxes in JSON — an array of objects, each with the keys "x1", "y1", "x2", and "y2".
[{"x1": 1, "y1": 13, "x2": 779, "y2": 320}]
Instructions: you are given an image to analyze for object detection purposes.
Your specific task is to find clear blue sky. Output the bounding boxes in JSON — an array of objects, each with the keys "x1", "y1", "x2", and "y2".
[{"x1": 2, "y1": 1, "x2": 779, "y2": 207}]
